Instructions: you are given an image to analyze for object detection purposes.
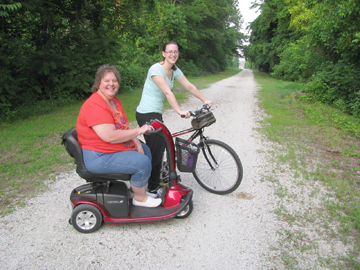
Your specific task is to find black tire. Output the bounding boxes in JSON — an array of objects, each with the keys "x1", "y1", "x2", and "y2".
[
  {"x1": 193, "y1": 139, "x2": 243, "y2": 195},
  {"x1": 71, "y1": 204, "x2": 103, "y2": 233},
  {"x1": 175, "y1": 200, "x2": 193, "y2": 219}
]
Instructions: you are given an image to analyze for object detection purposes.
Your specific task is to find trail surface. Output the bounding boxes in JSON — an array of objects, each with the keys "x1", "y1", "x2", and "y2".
[{"x1": 0, "y1": 69, "x2": 281, "y2": 269}]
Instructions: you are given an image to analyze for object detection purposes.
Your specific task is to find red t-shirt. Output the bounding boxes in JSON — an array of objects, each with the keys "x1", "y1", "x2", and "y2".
[{"x1": 76, "y1": 92, "x2": 136, "y2": 153}]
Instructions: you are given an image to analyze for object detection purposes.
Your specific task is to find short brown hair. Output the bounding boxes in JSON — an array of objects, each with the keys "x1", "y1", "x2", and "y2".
[{"x1": 91, "y1": 65, "x2": 121, "y2": 93}]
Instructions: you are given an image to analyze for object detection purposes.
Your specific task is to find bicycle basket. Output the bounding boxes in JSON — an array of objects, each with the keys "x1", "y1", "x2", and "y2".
[
  {"x1": 175, "y1": 137, "x2": 200, "y2": 172},
  {"x1": 191, "y1": 111, "x2": 216, "y2": 130}
]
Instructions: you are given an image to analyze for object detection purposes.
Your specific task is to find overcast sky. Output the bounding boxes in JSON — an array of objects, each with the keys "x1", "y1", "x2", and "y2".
[
  {"x1": 237, "y1": 0, "x2": 261, "y2": 58},
  {"x1": 237, "y1": 0, "x2": 260, "y2": 35}
]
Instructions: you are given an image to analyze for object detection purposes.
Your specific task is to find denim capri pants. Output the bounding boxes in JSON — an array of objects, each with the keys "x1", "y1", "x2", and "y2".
[{"x1": 82, "y1": 143, "x2": 152, "y2": 188}]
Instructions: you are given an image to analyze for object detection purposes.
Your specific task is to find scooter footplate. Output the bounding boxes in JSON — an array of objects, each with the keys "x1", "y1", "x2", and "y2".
[
  {"x1": 104, "y1": 193, "x2": 193, "y2": 224},
  {"x1": 105, "y1": 205, "x2": 178, "y2": 224},
  {"x1": 131, "y1": 205, "x2": 177, "y2": 219}
]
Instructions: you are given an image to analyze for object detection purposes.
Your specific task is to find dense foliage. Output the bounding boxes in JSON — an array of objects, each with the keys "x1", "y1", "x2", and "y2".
[
  {"x1": 245, "y1": 0, "x2": 360, "y2": 117},
  {"x1": 0, "y1": 0, "x2": 244, "y2": 121}
]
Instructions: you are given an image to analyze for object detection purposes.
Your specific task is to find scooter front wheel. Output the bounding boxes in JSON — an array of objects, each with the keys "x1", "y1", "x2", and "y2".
[
  {"x1": 175, "y1": 200, "x2": 193, "y2": 219},
  {"x1": 71, "y1": 204, "x2": 103, "y2": 233}
]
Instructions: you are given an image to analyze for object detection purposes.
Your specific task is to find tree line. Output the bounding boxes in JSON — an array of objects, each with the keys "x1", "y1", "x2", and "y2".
[
  {"x1": 0, "y1": 0, "x2": 244, "y2": 121},
  {"x1": 245, "y1": 0, "x2": 360, "y2": 117}
]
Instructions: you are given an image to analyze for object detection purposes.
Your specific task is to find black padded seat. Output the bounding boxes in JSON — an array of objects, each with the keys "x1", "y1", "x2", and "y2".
[{"x1": 61, "y1": 128, "x2": 131, "y2": 182}]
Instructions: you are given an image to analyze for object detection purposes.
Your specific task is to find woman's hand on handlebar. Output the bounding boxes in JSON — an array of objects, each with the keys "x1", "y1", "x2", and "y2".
[
  {"x1": 139, "y1": 124, "x2": 154, "y2": 135},
  {"x1": 180, "y1": 110, "x2": 191, "y2": 118},
  {"x1": 204, "y1": 100, "x2": 212, "y2": 108}
]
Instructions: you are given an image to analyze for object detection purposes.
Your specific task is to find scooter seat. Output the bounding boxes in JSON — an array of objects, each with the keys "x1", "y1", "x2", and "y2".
[{"x1": 61, "y1": 128, "x2": 131, "y2": 182}]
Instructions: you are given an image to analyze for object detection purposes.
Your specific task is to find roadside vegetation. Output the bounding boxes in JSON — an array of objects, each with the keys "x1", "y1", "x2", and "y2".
[
  {"x1": 0, "y1": 0, "x2": 243, "y2": 122},
  {"x1": 253, "y1": 70, "x2": 360, "y2": 269},
  {"x1": 246, "y1": 0, "x2": 360, "y2": 118},
  {"x1": 2, "y1": 0, "x2": 359, "y2": 267},
  {"x1": 2, "y1": 64, "x2": 360, "y2": 267},
  {"x1": 0, "y1": 69, "x2": 241, "y2": 216}
]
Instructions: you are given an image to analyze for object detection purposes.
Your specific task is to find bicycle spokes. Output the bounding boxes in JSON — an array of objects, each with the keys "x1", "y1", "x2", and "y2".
[{"x1": 201, "y1": 143, "x2": 218, "y2": 170}]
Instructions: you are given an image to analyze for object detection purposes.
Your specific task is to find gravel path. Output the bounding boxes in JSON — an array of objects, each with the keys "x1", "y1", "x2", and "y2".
[{"x1": 0, "y1": 69, "x2": 281, "y2": 269}]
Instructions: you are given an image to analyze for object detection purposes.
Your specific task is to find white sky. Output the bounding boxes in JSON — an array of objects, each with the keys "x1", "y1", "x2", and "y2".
[
  {"x1": 237, "y1": 0, "x2": 261, "y2": 35},
  {"x1": 237, "y1": 0, "x2": 261, "y2": 58}
]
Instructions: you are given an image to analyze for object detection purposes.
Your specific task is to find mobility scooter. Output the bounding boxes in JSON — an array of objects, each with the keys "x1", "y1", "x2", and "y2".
[{"x1": 61, "y1": 119, "x2": 197, "y2": 233}]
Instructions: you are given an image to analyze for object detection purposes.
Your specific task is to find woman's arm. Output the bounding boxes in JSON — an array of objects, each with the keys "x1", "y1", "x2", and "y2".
[
  {"x1": 92, "y1": 124, "x2": 153, "y2": 144},
  {"x1": 133, "y1": 138, "x2": 145, "y2": 154},
  {"x1": 176, "y1": 76, "x2": 212, "y2": 107},
  {"x1": 152, "y1": 75, "x2": 190, "y2": 117}
]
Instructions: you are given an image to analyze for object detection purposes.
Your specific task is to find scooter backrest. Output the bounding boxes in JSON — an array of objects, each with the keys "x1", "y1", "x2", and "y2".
[
  {"x1": 61, "y1": 128, "x2": 97, "y2": 181},
  {"x1": 61, "y1": 128, "x2": 83, "y2": 164},
  {"x1": 61, "y1": 128, "x2": 131, "y2": 182}
]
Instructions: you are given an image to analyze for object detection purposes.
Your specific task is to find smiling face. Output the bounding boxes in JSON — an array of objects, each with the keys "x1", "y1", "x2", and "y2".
[
  {"x1": 97, "y1": 71, "x2": 119, "y2": 102},
  {"x1": 162, "y1": 43, "x2": 179, "y2": 65}
]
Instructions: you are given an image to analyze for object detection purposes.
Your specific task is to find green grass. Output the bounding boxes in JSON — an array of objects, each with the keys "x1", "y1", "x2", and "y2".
[
  {"x1": 253, "y1": 70, "x2": 360, "y2": 268},
  {"x1": 0, "y1": 68, "x2": 241, "y2": 216},
  {"x1": 3, "y1": 67, "x2": 360, "y2": 267}
]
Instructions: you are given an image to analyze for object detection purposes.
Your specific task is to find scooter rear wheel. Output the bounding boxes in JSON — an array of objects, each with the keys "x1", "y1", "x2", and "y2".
[{"x1": 71, "y1": 204, "x2": 103, "y2": 233}]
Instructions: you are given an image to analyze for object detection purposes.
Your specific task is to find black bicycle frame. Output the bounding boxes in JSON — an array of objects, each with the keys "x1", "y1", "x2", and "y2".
[{"x1": 172, "y1": 128, "x2": 218, "y2": 171}]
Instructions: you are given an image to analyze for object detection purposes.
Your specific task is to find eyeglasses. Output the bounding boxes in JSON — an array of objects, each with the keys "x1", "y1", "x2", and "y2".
[{"x1": 164, "y1": 51, "x2": 179, "y2": 55}]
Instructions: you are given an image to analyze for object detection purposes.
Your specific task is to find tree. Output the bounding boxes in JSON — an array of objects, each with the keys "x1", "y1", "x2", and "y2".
[
  {"x1": 0, "y1": 0, "x2": 244, "y2": 120},
  {"x1": 246, "y1": 0, "x2": 296, "y2": 72},
  {"x1": 0, "y1": 0, "x2": 122, "y2": 115},
  {"x1": 246, "y1": 0, "x2": 360, "y2": 116},
  {"x1": 180, "y1": 0, "x2": 244, "y2": 72},
  {"x1": 0, "y1": 2, "x2": 21, "y2": 17}
]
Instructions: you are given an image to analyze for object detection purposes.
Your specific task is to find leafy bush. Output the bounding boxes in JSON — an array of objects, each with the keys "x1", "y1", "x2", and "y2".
[
  {"x1": 272, "y1": 37, "x2": 322, "y2": 82},
  {"x1": 1, "y1": 0, "x2": 242, "y2": 122},
  {"x1": 118, "y1": 62, "x2": 148, "y2": 93},
  {"x1": 176, "y1": 58, "x2": 205, "y2": 77},
  {"x1": 116, "y1": 48, "x2": 156, "y2": 92},
  {"x1": 304, "y1": 61, "x2": 360, "y2": 117}
]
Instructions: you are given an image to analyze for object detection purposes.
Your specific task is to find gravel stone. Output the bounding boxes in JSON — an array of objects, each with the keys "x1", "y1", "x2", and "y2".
[{"x1": 0, "y1": 69, "x2": 282, "y2": 269}]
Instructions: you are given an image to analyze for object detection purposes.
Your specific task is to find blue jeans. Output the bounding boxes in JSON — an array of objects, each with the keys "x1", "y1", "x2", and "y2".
[{"x1": 82, "y1": 143, "x2": 152, "y2": 188}]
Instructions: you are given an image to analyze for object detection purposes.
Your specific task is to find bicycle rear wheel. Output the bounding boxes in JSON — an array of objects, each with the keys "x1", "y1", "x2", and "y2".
[{"x1": 193, "y1": 139, "x2": 243, "y2": 195}]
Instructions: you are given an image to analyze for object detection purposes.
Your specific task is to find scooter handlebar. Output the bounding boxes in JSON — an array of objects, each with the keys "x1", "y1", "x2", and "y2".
[{"x1": 146, "y1": 127, "x2": 163, "y2": 134}]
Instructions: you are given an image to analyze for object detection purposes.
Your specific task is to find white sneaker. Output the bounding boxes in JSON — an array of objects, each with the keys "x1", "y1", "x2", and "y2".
[
  {"x1": 146, "y1": 191, "x2": 157, "y2": 198},
  {"x1": 147, "y1": 188, "x2": 164, "y2": 198},
  {"x1": 131, "y1": 191, "x2": 159, "y2": 199},
  {"x1": 133, "y1": 196, "x2": 162, "y2": 208}
]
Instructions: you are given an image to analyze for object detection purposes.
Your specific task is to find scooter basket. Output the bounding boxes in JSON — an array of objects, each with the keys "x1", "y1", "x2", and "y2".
[
  {"x1": 191, "y1": 111, "x2": 216, "y2": 130},
  {"x1": 175, "y1": 137, "x2": 200, "y2": 172}
]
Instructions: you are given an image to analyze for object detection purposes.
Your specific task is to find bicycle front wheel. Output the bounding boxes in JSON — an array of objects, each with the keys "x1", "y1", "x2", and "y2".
[{"x1": 193, "y1": 139, "x2": 243, "y2": 195}]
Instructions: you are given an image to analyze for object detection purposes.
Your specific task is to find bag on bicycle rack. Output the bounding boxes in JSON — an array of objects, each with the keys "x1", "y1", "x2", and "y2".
[
  {"x1": 175, "y1": 137, "x2": 200, "y2": 173},
  {"x1": 191, "y1": 111, "x2": 216, "y2": 130}
]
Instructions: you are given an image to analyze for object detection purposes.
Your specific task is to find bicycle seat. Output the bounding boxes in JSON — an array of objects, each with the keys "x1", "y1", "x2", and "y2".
[{"x1": 61, "y1": 128, "x2": 131, "y2": 183}]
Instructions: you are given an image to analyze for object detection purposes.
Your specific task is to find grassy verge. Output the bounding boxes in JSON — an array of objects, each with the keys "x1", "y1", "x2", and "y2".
[
  {"x1": 253, "y1": 70, "x2": 360, "y2": 268},
  {"x1": 0, "y1": 68, "x2": 241, "y2": 216}
]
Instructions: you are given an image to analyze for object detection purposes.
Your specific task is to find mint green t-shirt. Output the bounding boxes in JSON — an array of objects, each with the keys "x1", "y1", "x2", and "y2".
[{"x1": 136, "y1": 63, "x2": 184, "y2": 114}]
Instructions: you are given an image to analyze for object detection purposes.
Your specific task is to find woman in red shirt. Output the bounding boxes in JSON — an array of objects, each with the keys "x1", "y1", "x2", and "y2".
[{"x1": 76, "y1": 65, "x2": 161, "y2": 208}]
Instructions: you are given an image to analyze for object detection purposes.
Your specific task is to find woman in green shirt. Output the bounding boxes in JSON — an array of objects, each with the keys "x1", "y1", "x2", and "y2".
[{"x1": 136, "y1": 41, "x2": 212, "y2": 195}]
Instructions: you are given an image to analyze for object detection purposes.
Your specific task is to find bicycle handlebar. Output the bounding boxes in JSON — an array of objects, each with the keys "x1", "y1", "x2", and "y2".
[{"x1": 181, "y1": 104, "x2": 211, "y2": 118}]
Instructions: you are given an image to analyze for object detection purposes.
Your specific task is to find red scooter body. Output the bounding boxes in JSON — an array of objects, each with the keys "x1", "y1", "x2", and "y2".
[{"x1": 62, "y1": 119, "x2": 193, "y2": 233}]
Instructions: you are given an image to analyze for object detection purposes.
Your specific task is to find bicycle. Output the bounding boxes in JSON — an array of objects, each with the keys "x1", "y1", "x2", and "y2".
[{"x1": 158, "y1": 105, "x2": 243, "y2": 195}]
